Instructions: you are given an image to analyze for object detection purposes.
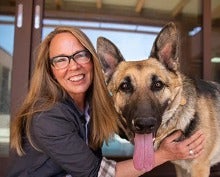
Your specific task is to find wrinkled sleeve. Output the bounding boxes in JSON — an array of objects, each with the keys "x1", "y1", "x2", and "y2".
[
  {"x1": 98, "y1": 157, "x2": 116, "y2": 177},
  {"x1": 31, "y1": 106, "x2": 101, "y2": 177},
  {"x1": 66, "y1": 157, "x2": 116, "y2": 177}
]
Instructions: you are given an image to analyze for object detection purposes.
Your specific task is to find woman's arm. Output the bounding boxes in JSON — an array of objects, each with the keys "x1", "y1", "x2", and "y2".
[
  {"x1": 114, "y1": 130, "x2": 205, "y2": 177},
  {"x1": 32, "y1": 107, "x2": 101, "y2": 177}
]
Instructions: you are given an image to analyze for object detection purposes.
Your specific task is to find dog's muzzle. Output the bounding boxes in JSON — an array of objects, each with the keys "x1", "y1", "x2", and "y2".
[{"x1": 132, "y1": 117, "x2": 157, "y2": 134}]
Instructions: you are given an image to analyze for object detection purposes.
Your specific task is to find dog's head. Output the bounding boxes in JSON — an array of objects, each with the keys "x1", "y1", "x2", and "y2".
[
  {"x1": 97, "y1": 22, "x2": 183, "y2": 141},
  {"x1": 97, "y1": 22, "x2": 184, "y2": 170}
]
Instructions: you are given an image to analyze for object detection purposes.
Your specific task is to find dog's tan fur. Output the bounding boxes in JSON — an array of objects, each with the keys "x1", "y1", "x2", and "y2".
[{"x1": 97, "y1": 22, "x2": 220, "y2": 177}]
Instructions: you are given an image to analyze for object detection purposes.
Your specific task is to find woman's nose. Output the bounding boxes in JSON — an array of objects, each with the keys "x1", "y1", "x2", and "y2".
[{"x1": 69, "y1": 59, "x2": 80, "y2": 69}]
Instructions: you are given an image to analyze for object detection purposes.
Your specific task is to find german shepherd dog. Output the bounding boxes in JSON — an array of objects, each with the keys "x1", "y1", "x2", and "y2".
[{"x1": 97, "y1": 22, "x2": 220, "y2": 177}]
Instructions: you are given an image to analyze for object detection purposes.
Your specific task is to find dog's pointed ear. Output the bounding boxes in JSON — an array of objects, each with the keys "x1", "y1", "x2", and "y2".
[
  {"x1": 97, "y1": 37, "x2": 125, "y2": 83},
  {"x1": 150, "y1": 22, "x2": 179, "y2": 71}
]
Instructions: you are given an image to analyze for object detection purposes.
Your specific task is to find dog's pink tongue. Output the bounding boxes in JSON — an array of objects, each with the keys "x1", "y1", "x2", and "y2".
[{"x1": 133, "y1": 133, "x2": 155, "y2": 171}]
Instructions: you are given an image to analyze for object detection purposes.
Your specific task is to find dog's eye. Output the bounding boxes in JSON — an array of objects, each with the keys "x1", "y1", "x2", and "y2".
[
  {"x1": 119, "y1": 81, "x2": 133, "y2": 93},
  {"x1": 151, "y1": 81, "x2": 164, "y2": 91},
  {"x1": 118, "y1": 76, "x2": 134, "y2": 93}
]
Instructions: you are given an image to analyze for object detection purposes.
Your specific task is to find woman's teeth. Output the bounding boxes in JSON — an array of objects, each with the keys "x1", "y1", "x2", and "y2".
[{"x1": 69, "y1": 74, "x2": 84, "y2": 82}]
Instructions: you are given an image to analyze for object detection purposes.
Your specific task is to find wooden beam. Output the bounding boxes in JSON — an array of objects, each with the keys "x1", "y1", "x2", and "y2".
[
  {"x1": 135, "y1": 0, "x2": 145, "y2": 13},
  {"x1": 212, "y1": 5, "x2": 220, "y2": 19},
  {"x1": 96, "y1": 0, "x2": 102, "y2": 9},
  {"x1": 11, "y1": 0, "x2": 34, "y2": 118},
  {"x1": 55, "y1": 0, "x2": 63, "y2": 10},
  {"x1": 202, "y1": 0, "x2": 212, "y2": 80},
  {"x1": 9, "y1": 0, "x2": 16, "y2": 6},
  {"x1": 172, "y1": 0, "x2": 190, "y2": 17}
]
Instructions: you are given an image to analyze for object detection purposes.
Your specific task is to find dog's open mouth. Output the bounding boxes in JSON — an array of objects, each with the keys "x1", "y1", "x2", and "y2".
[{"x1": 133, "y1": 133, "x2": 155, "y2": 171}]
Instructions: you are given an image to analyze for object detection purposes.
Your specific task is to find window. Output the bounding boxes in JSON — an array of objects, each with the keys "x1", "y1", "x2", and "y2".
[{"x1": 0, "y1": 15, "x2": 15, "y2": 157}]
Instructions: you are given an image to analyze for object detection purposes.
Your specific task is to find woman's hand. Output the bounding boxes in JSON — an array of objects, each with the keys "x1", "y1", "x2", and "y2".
[{"x1": 154, "y1": 130, "x2": 205, "y2": 166}]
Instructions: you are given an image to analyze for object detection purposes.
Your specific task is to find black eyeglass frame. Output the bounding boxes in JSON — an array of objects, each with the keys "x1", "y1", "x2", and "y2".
[{"x1": 49, "y1": 49, "x2": 92, "y2": 69}]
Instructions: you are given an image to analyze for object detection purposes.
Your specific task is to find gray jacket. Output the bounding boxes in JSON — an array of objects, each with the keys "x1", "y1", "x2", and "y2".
[{"x1": 7, "y1": 96, "x2": 102, "y2": 177}]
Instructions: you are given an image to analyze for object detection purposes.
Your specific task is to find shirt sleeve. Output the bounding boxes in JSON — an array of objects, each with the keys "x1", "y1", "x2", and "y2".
[
  {"x1": 65, "y1": 157, "x2": 116, "y2": 177},
  {"x1": 98, "y1": 157, "x2": 116, "y2": 177}
]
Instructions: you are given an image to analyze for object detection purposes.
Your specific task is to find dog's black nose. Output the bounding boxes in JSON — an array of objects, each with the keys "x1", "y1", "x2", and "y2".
[{"x1": 133, "y1": 117, "x2": 157, "y2": 134}]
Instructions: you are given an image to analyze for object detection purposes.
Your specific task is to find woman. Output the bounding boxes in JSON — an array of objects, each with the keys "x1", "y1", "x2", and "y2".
[{"x1": 7, "y1": 26, "x2": 205, "y2": 177}]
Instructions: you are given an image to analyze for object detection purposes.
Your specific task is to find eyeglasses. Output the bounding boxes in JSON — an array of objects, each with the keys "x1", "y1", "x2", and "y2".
[{"x1": 49, "y1": 50, "x2": 92, "y2": 69}]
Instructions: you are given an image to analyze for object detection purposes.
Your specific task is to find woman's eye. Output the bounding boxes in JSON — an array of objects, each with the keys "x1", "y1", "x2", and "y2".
[{"x1": 55, "y1": 57, "x2": 68, "y2": 63}]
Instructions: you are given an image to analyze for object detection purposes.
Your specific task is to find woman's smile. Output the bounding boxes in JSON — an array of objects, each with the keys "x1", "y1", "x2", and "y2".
[{"x1": 68, "y1": 74, "x2": 85, "y2": 82}]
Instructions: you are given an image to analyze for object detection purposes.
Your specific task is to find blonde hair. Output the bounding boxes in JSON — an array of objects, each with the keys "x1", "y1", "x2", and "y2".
[{"x1": 10, "y1": 26, "x2": 120, "y2": 155}]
